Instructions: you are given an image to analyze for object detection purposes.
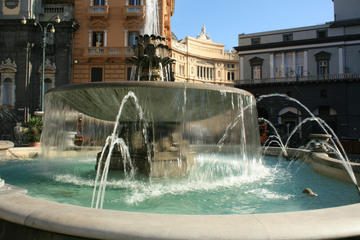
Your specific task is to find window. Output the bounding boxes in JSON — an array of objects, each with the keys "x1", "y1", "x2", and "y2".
[
  {"x1": 317, "y1": 30, "x2": 327, "y2": 39},
  {"x1": 249, "y1": 57, "x2": 263, "y2": 80},
  {"x1": 318, "y1": 106, "x2": 330, "y2": 116},
  {"x1": 94, "y1": 0, "x2": 104, "y2": 6},
  {"x1": 251, "y1": 37, "x2": 260, "y2": 45},
  {"x1": 227, "y1": 72, "x2": 235, "y2": 81},
  {"x1": 129, "y1": 0, "x2": 140, "y2": 6},
  {"x1": 315, "y1": 51, "x2": 331, "y2": 76},
  {"x1": 2, "y1": 78, "x2": 14, "y2": 106},
  {"x1": 296, "y1": 65, "x2": 304, "y2": 76},
  {"x1": 92, "y1": 31, "x2": 104, "y2": 47},
  {"x1": 252, "y1": 65, "x2": 261, "y2": 80},
  {"x1": 128, "y1": 31, "x2": 139, "y2": 46},
  {"x1": 91, "y1": 68, "x2": 103, "y2": 82},
  {"x1": 318, "y1": 60, "x2": 329, "y2": 75},
  {"x1": 320, "y1": 89, "x2": 327, "y2": 98},
  {"x1": 275, "y1": 54, "x2": 282, "y2": 77},
  {"x1": 179, "y1": 64, "x2": 185, "y2": 76},
  {"x1": 283, "y1": 33, "x2": 293, "y2": 42}
]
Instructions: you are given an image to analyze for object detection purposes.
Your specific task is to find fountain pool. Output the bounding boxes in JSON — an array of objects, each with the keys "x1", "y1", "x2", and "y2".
[{"x1": 0, "y1": 155, "x2": 358, "y2": 215}]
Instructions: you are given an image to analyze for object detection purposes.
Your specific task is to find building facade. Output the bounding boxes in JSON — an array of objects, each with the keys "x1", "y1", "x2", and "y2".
[
  {"x1": 0, "y1": 0, "x2": 76, "y2": 140},
  {"x1": 171, "y1": 26, "x2": 239, "y2": 86},
  {"x1": 235, "y1": 0, "x2": 360, "y2": 147},
  {"x1": 72, "y1": 0, "x2": 174, "y2": 84}
]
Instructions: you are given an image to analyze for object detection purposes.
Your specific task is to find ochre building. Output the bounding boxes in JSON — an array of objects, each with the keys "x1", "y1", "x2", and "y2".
[
  {"x1": 72, "y1": 0, "x2": 174, "y2": 83},
  {"x1": 171, "y1": 26, "x2": 239, "y2": 86}
]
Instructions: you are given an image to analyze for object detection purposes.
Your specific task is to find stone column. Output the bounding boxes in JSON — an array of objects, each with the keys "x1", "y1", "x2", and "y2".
[
  {"x1": 269, "y1": 54, "x2": 274, "y2": 79},
  {"x1": 338, "y1": 47, "x2": 344, "y2": 74},
  {"x1": 104, "y1": 30, "x2": 108, "y2": 47},
  {"x1": 124, "y1": 30, "x2": 128, "y2": 47},
  {"x1": 281, "y1": 52, "x2": 285, "y2": 77},
  {"x1": 292, "y1": 52, "x2": 296, "y2": 76},
  {"x1": 240, "y1": 56, "x2": 244, "y2": 80},
  {"x1": 304, "y1": 51, "x2": 308, "y2": 76},
  {"x1": 88, "y1": 30, "x2": 92, "y2": 47}
]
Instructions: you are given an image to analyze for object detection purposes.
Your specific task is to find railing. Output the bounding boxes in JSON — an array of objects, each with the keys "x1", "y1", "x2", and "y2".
[
  {"x1": 224, "y1": 52, "x2": 238, "y2": 61},
  {"x1": 124, "y1": 6, "x2": 145, "y2": 18},
  {"x1": 85, "y1": 47, "x2": 134, "y2": 56},
  {"x1": 235, "y1": 73, "x2": 360, "y2": 85},
  {"x1": 89, "y1": 5, "x2": 109, "y2": 17},
  {"x1": 44, "y1": 7, "x2": 64, "y2": 14}
]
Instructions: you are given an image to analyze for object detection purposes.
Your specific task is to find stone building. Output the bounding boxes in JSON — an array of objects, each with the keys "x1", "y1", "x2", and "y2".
[
  {"x1": 171, "y1": 26, "x2": 239, "y2": 86},
  {"x1": 72, "y1": 0, "x2": 174, "y2": 83},
  {"x1": 234, "y1": 0, "x2": 360, "y2": 148},
  {"x1": 0, "y1": 0, "x2": 76, "y2": 140}
]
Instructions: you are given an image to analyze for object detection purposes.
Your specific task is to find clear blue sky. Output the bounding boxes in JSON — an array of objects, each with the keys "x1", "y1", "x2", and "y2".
[{"x1": 171, "y1": 0, "x2": 334, "y2": 50}]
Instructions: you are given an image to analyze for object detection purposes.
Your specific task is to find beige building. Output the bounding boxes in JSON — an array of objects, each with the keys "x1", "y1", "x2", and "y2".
[
  {"x1": 72, "y1": 0, "x2": 174, "y2": 84},
  {"x1": 171, "y1": 26, "x2": 239, "y2": 86}
]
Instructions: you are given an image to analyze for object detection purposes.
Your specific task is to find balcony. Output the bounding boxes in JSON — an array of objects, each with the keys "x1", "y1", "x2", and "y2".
[
  {"x1": 89, "y1": 5, "x2": 109, "y2": 19},
  {"x1": 235, "y1": 73, "x2": 360, "y2": 86},
  {"x1": 82, "y1": 47, "x2": 135, "y2": 57},
  {"x1": 123, "y1": 5, "x2": 145, "y2": 19},
  {"x1": 43, "y1": 4, "x2": 74, "y2": 21}
]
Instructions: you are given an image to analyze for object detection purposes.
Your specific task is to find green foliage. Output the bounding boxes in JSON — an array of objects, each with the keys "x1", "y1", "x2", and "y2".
[{"x1": 23, "y1": 117, "x2": 43, "y2": 143}]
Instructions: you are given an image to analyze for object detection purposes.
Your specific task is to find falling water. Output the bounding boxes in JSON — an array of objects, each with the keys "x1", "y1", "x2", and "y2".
[
  {"x1": 148, "y1": 61, "x2": 152, "y2": 81},
  {"x1": 92, "y1": 91, "x2": 151, "y2": 209},
  {"x1": 144, "y1": 0, "x2": 160, "y2": 35},
  {"x1": 166, "y1": 65, "x2": 171, "y2": 82},
  {"x1": 137, "y1": 65, "x2": 142, "y2": 81},
  {"x1": 130, "y1": 65, "x2": 137, "y2": 81},
  {"x1": 42, "y1": 83, "x2": 264, "y2": 210},
  {"x1": 159, "y1": 62, "x2": 164, "y2": 81},
  {"x1": 217, "y1": 95, "x2": 253, "y2": 150}
]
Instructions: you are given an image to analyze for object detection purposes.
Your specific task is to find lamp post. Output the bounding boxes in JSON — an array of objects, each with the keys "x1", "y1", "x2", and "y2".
[{"x1": 22, "y1": 16, "x2": 61, "y2": 113}]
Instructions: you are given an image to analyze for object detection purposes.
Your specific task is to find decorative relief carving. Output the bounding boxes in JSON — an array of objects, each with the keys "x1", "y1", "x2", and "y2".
[
  {"x1": 38, "y1": 59, "x2": 56, "y2": 74},
  {"x1": 0, "y1": 58, "x2": 17, "y2": 72},
  {"x1": 89, "y1": 19, "x2": 109, "y2": 29}
]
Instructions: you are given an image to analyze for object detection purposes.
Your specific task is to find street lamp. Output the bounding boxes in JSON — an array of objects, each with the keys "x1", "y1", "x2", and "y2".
[{"x1": 22, "y1": 16, "x2": 61, "y2": 113}]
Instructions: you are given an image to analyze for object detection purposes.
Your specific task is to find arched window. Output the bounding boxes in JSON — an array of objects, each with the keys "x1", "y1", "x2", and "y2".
[{"x1": 2, "y1": 78, "x2": 14, "y2": 106}]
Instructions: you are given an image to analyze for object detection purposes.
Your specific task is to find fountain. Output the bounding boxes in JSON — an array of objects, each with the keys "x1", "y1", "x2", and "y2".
[
  {"x1": 0, "y1": 81, "x2": 359, "y2": 239},
  {"x1": 0, "y1": 1, "x2": 360, "y2": 239}
]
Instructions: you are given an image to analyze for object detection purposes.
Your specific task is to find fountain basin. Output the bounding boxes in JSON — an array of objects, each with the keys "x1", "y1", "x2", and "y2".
[
  {"x1": 0, "y1": 188, "x2": 359, "y2": 239},
  {"x1": 43, "y1": 82, "x2": 260, "y2": 177}
]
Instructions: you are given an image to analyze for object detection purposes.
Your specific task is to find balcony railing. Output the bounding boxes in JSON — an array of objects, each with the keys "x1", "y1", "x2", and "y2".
[
  {"x1": 89, "y1": 5, "x2": 109, "y2": 18},
  {"x1": 123, "y1": 5, "x2": 145, "y2": 18},
  {"x1": 84, "y1": 47, "x2": 135, "y2": 56},
  {"x1": 235, "y1": 73, "x2": 360, "y2": 85}
]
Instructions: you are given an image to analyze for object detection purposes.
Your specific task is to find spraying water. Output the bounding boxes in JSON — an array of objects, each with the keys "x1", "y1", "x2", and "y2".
[{"x1": 257, "y1": 93, "x2": 359, "y2": 192}]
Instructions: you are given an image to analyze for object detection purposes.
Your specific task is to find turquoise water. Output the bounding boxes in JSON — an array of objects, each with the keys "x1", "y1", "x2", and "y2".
[{"x1": 0, "y1": 155, "x2": 358, "y2": 215}]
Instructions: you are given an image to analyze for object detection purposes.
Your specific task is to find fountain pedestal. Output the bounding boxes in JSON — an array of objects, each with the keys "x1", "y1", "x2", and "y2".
[{"x1": 96, "y1": 122, "x2": 195, "y2": 177}]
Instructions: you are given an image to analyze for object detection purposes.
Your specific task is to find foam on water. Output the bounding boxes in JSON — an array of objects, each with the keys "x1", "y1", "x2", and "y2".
[
  {"x1": 54, "y1": 154, "x2": 273, "y2": 205},
  {"x1": 245, "y1": 189, "x2": 294, "y2": 200}
]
